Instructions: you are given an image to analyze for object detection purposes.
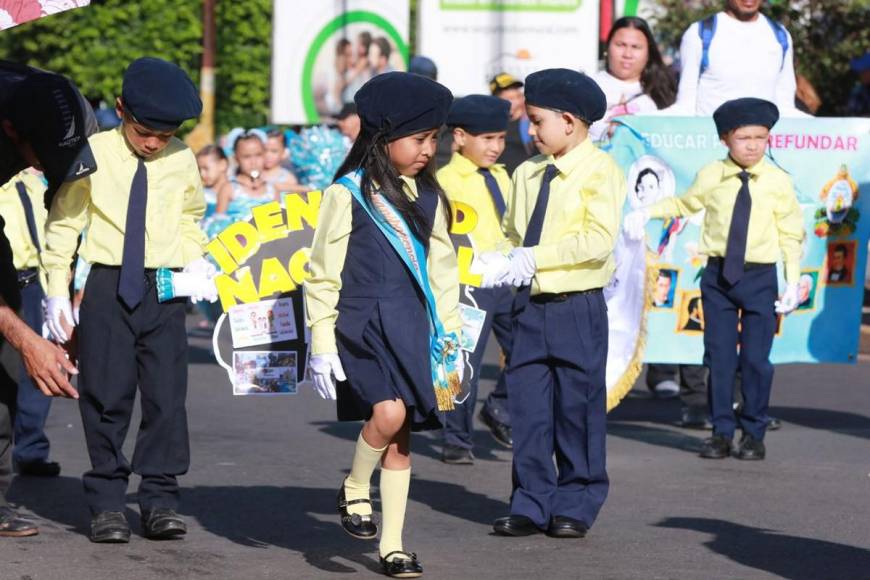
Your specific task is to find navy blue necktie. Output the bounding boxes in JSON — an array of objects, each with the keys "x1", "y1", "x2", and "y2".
[
  {"x1": 14, "y1": 181, "x2": 41, "y2": 252},
  {"x1": 514, "y1": 164, "x2": 559, "y2": 309},
  {"x1": 478, "y1": 167, "x2": 507, "y2": 218},
  {"x1": 118, "y1": 158, "x2": 148, "y2": 309},
  {"x1": 723, "y1": 170, "x2": 752, "y2": 285}
]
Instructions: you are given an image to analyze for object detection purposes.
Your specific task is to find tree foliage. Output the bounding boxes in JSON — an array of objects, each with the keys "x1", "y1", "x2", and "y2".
[
  {"x1": 649, "y1": 0, "x2": 870, "y2": 116},
  {"x1": 0, "y1": 0, "x2": 273, "y2": 133}
]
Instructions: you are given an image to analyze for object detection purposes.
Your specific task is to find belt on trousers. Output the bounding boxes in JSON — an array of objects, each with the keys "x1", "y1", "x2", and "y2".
[
  {"x1": 530, "y1": 288, "x2": 603, "y2": 304},
  {"x1": 706, "y1": 257, "x2": 774, "y2": 270},
  {"x1": 17, "y1": 268, "x2": 38, "y2": 288}
]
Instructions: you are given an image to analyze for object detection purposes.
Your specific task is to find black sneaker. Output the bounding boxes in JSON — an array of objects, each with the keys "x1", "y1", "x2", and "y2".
[
  {"x1": 699, "y1": 434, "x2": 732, "y2": 459},
  {"x1": 89, "y1": 511, "x2": 130, "y2": 543},
  {"x1": 441, "y1": 445, "x2": 474, "y2": 465},
  {"x1": 141, "y1": 508, "x2": 186, "y2": 540},
  {"x1": 0, "y1": 506, "x2": 38, "y2": 537},
  {"x1": 735, "y1": 435, "x2": 766, "y2": 460},
  {"x1": 14, "y1": 460, "x2": 61, "y2": 477}
]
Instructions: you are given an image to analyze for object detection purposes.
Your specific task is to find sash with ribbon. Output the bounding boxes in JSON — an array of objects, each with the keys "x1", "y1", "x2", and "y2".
[{"x1": 337, "y1": 171, "x2": 462, "y2": 411}]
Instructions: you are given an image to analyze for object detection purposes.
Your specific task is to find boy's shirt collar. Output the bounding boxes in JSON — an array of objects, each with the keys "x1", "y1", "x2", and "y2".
[
  {"x1": 722, "y1": 155, "x2": 770, "y2": 178},
  {"x1": 539, "y1": 136, "x2": 594, "y2": 178},
  {"x1": 449, "y1": 151, "x2": 505, "y2": 176}
]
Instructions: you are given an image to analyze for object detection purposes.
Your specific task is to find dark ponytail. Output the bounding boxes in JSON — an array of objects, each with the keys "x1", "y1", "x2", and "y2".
[{"x1": 334, "y1": 127, "x2": 452, "y2": 248}]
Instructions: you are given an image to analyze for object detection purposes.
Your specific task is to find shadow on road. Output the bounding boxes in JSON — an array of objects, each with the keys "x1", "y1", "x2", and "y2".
[
  {"x1": 607, "y1": 422, "x2": 703, "y2": 453},
  {"x1": 769, "y1": 406, "x2": 870, "y2": 441},
  {"x1": 656, "y1": 517, "x2": 870, "y2": 580}
]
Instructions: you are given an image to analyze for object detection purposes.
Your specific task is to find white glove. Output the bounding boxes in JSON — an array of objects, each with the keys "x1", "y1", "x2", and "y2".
[
  {"x1": 506, "y1": 247, "x2": 536, "y2": 287},
  {"x1": 171, "y1": 272, "x2": 219, "y2": 303},
  {"x1": 308, "y1": 353, "x2": 346, "y2": 400},
  {"x1": 46, "y1": 296, "x2": 74, "y2": 343},
  {"x1": 472, "y1": 251, "x2": 512, "y2": 288},
  {"x1": 775, "y1": 283, "x2": 800, "y2": 315},
  {"x1": 624, "y1": 209, "x2": 650, "y2": 241},
  {"x1": 183, "y1": 257, "x2": 218, "y2": 279}
]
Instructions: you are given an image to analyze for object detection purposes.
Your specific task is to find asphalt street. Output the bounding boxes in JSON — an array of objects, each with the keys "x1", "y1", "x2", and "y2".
[{"x1": 2, "y1": 321, "x2": 869, "y2": 580}]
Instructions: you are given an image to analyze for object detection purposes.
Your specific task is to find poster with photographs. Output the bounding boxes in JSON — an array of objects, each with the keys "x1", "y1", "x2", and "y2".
[
  {"x1": 459, "y1": 303, "x2": 486, "y2": 353},
  {"x1": 228, "y1": 297, "x2": 298, "y2": 348},
  {"x1": 233, "y1": 351, "x2": 298, "y2": 396},
  {"x1": 271, "y1": 0, "x2": 410, "y2": 124}
]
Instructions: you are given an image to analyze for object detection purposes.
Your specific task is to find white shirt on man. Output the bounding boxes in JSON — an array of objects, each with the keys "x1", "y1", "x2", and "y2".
[
  {"x1": 590, "y1": 70, "x2": 659, "y2": 141},
  {"x1": 666, "y1": 11, "x2": 803, "y2": 117}
]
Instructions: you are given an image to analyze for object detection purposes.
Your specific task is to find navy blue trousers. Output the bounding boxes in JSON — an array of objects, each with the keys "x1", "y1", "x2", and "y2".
[
  {"x1": 506, "y1": 290, "x2": 609, "y2": 529},
  {"x1": 701, "y1": 260, "x2": 777, "y2": 440},
  {"x1": 13, "y1": 281, "x2": 53, "y2": 464},
  {"x1": 444, "y1": 286, "x2": 513, "y2": 450},
  {"x1": 78, "y1": 266, "x2": 190, "y2": 514}
]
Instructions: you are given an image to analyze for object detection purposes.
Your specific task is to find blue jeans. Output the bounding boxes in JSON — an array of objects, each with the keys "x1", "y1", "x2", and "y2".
[{"x1": 13, "y1": 281, "x2": 53, "y2": 464}]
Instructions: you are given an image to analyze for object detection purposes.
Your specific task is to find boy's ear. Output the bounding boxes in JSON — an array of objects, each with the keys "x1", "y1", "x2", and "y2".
[{"x1": 453, "y1": 127, "x2": 466, "y2": 148}]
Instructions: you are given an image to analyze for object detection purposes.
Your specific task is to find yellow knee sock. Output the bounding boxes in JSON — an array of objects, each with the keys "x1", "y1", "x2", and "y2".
[
  {"x1": 344, "y1": 432, "x2": 387, "y2": 517},
  {"x1": 379, "y1": 466, "x2": 411, "y2": 561}
]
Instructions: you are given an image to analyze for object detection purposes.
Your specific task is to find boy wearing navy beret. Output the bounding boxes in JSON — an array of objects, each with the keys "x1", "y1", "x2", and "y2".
[
  {"x1": 41, "y1": 57, "x2": 215, "y2": 543},
  {"x1": 437, "y1": 95, "x2": 513, "y2": 463},
  {"x1": 481, "y1": 69, "x2": 625, "y2": 538},
  {"x1": 626, "y1": 97, "x2": 804, "y2": 461}
]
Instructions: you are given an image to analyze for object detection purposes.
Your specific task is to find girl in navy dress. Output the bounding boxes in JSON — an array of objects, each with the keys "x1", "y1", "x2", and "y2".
[{"x1": 304, "y1": 72, "x2": 462, "y2": 578}]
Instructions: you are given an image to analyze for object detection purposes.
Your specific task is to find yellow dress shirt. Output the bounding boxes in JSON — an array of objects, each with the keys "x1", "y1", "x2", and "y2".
[
  {"x1": 437, "y1": 152, "x2": 511, "y2": 253},
  {"x1": 0, "y1": 171, "x2": 46, "y2": 270},
  {"x1": 502, "y1": 137, "x2": 626, "y2": 294},
  {"x1": 646, "y1": 156, "x2": 804, "y2": 283},
  {"x1": 42, "y1": 127, "x2": 208, "y2": 298},
  {"x1": 304, "y1": 176, "x2": 462, "y2": 355}
]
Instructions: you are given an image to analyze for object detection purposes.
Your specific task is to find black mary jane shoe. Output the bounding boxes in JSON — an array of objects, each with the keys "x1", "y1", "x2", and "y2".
[
  {"x1": 337, "y1": 480, "x2": 377, "y2": 540},
  {"x1": 380, "y1": 551, "x2": 423, "y2": 578}
]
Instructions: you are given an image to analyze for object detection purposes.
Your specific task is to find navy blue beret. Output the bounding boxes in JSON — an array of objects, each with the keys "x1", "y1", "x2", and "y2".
[
  {"x1": 121, "y1": 57, "x2": 202, "y2": 131},
  {"x1": 524, "y1": 68, "x2": 606, "y2": 123},
  {"x1": 447, "y1": 95, "x2": 510, "y2": 134},
  {"x1": 354, "y1": 72, "x2": 453, "y2": 140},
  {"x1": 713, "y1": 98, "x2": 779, "y2": 135}
]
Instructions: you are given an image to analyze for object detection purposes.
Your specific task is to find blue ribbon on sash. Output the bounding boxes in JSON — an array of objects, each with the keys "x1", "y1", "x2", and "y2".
[{"x1": 337, "y1": 171, "x2": 461, "y2": 411}]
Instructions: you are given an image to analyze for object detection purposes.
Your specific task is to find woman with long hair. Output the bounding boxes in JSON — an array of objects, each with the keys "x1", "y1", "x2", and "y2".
[{"x1": 591, "y1": 16, "x2": 677, "y2": 141}]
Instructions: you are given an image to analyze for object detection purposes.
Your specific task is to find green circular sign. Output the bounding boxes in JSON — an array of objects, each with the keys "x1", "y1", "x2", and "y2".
[{"x1": 301, "y1": 10, "x2": 410, "y2": 124}]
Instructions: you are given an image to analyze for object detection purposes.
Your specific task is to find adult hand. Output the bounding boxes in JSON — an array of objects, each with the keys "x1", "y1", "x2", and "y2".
[
  {"x1": 308, "y1": 353, "x2": 346, "y2": 400},
  {"x1": 19, "y1": 332, "x2": 79, "y2": 399},
  {"x1": 623, "y1": 209, "x2": 650, "y2": 241},
  {"x1": 472, "y1": 251, "x2": 512, "y2": 288},
  {"x1": 46, "y1": 296, "x2": 74, "y2": 343},
  {"x1": 507, "y1": 247, "x2": 536, "y2": 287},
  {"x1": 183, "y1": 257, "x2": 217, "y2": 279},
  {"x1": 775, "y1": 283, "x2": 800, "y2": 315}
]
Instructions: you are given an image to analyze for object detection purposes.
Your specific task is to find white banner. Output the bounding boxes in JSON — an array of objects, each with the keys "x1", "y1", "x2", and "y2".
[
  {"x1": 416, "y1": 0, "x2": 599, "y2": 96},
  {"x1": 271, "y1": 0, "x2": 410, "y2": 125}
]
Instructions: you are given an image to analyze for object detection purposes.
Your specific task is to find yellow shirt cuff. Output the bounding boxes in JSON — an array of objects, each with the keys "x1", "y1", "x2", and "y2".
[
  {"x1": 784, "y1": 261, "x2": 800, "y2": 285},
  {"x1": 311, "y1": 325, "x2": 337, "y2": 355},
  {"x1": 533, "y1": 244, "x2": 559, "y2": 271},
  {"x1": 46, "y1": 272, "x2": 70, "y2": 298}
]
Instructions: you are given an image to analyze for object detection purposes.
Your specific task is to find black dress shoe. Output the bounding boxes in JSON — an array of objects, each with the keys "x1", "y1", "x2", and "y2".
[
  {"x1": 141, "y1": 508, "x2": 186, "y2": 540},
  {"x1": 0, "y1": 506, "x2": 38, "y2": 537},
  {"x1": 479, "y1": 407, "x2": 512, "y2": 448},
  {"x1": 547, "y1": 516, "x2": 588, "y2": 538},
  {"x1": 14, "y1": 460, "x2": 61, "y2": 477},
  {"x1": 441, "y1": 445, "x2": 474, "y2": 465},
  {"x1": 699, "y1": 434, "x2": 732, "y2": 459},
  {"x1": 337, "y1": 480, "x2": 377, "y2": 540},
  {"x1": 735, "y1": 435, "x2": 766, "y2": 460},
  {"x1": 380, "y1": 551, "x2": 423, "y2": 578},
  {"x1": 678, "y1": 407, "x2": 712, "y2": 430},
  {"x1": 492, "y1": 515, "x2": 541, "y2": 536},
  {"x1": 90, "y1": 511, "x2": 130, "y2": 543}
]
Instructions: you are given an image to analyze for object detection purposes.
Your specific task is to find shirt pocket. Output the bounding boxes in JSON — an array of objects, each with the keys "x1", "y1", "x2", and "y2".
[{"x1": 146, "y1": 167, "x2": 188, "y2": 241}]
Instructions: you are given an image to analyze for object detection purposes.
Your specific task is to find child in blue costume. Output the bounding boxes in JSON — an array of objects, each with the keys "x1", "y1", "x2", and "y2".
[{"x1": 305, "y1": 72, "x2": 461, "y2": 579}]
